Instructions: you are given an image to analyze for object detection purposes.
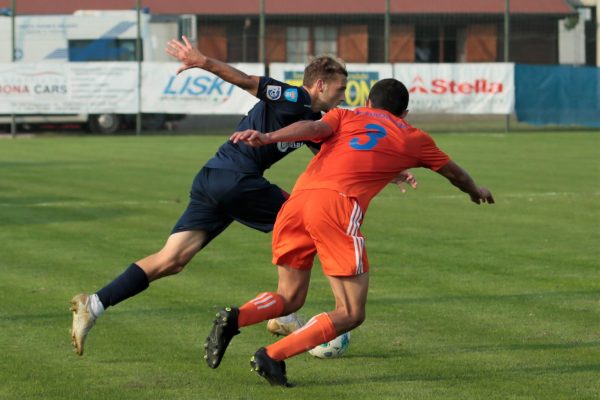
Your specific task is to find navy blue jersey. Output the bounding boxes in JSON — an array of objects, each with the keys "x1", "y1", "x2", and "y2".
[{"x1": 204, "y1": 77, "x2": 322, "y2": 174}]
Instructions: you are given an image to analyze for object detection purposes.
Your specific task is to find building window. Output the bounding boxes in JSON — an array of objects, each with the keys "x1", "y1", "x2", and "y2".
[
  {"x1": 415, "y1": 26, "x2": 439, "y2": 62},
  {"x1": 314, "y1": 26, "x2": 338, "y2": 56},
  {"x1": 286, "y1": 26, "x2": 339, "y2": 62},
  {"x1": 286, "y1": 26, "x2": 310, "y2": 63}
]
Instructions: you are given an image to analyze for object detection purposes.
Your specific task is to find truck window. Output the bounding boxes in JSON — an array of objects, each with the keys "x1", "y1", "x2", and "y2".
[{"x1": 68, "y1": 39, "x2": 141, "y2": 61}]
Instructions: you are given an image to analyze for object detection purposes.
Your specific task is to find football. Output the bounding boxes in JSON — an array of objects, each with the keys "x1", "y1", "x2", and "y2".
[{"x1": 308, "y1": 332, "x2": 351, "y2": 358}]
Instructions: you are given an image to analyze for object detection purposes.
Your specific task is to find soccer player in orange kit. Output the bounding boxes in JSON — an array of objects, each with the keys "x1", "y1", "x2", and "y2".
[{"x1": 205, "y1": 78, "x2": 494, "y2": 387}]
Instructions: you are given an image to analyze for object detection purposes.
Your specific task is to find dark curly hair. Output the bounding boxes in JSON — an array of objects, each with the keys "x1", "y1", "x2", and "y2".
[{"x1": 367, "y1": 78, "x2": 409, "y2": 116}]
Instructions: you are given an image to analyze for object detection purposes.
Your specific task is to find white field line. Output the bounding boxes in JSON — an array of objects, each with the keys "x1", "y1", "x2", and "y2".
[
  {"x1": 0, "y1": 199, "x2": 179, "y2": 207},
  {"x1": 374, "y1": 191, "x2": 600, "y2": 201},
  {"x1": 0, "y1": 191, "x2": 597, "y2": 208}
]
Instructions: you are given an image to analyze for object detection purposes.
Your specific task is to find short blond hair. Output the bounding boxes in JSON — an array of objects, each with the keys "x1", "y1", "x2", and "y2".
[{"x1": 302, "y1": 56, "x2": 347, "y2": 87}]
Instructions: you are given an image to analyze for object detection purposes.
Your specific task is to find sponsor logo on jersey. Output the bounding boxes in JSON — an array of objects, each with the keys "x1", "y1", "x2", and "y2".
[
  {"x1": 409, "y1": 75, "x2": 504, "y2": 94},
  {"x1": 277, "y1": 141, "x2": 303, "y2": 152},
  {"x1": 266, "y1": 85, "x2": 282, "y2": 100},
  {"x1": 284, "y1": 88, "x2": 298, "y2": 102}
]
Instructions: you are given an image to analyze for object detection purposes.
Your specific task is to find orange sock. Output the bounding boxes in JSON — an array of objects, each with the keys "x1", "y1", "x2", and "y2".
[
  {"x1": 265, "y1": 313, "x2": 337, "y2": 361},
  {"x1": 237, "y1": 292, "x2": 285, "y2": 328}
]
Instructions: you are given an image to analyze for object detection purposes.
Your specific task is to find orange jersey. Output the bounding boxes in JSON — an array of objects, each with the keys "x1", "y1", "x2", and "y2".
[{"x1": 292, "y1": 107, "x2": 450, "y2": 210}]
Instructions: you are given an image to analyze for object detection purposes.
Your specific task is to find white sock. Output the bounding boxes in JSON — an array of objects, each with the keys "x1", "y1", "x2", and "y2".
[{"x1": 89, "y1": 294, "x2": 105, "y2": 318}]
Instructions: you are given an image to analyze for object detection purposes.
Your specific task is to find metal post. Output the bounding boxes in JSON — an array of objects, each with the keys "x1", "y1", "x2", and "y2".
[
  {"x1": 597, "y1": 0, "x2": 600, "y2": 66},
  {"x1": 10, "y1": 0, "x2": 16, "y2": 138},
  {"x1": 504, "y1": 0, "x2": 510, "y2": 132},
  {"x1": 384, "y1": 0, "x2": 390, "y2": 62},
  {"x1": 259, "y1": 0, "x2": 265, "y2": 67},
  {"x1": 136, "y1": 0, "x2": 142, "y2": 135}
]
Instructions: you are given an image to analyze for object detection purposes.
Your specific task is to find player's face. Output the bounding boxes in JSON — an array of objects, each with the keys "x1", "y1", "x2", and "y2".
[{"x1": 319, "y1": 74, "x2": 347, "y2": 111}]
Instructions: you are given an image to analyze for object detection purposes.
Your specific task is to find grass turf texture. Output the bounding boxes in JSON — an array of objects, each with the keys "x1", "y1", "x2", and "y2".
[{"x1": 0, "y1": 132, "x2": 598, "y2": 399}]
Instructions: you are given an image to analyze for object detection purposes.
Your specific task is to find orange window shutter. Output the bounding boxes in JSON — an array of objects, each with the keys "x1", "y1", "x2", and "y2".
[
  {"x1": 465, "y1": 24, "x2": 497, "y2": 62},
  {"x1": 389, "y1": 25, "x2": 415, "y2": 62},
  {"x1": 338, "y1": 25, "x2": 368, "y2": 63},
  {"x1": 198, "y1": 24, "x2": 228, "y2": 61}
]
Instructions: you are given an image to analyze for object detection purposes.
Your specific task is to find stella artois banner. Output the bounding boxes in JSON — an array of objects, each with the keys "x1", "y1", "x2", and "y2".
[{"x1": 393, "y1": 63, "x2": 515, "y2": 114}]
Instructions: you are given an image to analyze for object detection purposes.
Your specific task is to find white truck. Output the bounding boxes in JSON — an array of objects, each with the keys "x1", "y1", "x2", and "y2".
[{"x1": 0, "y1": 10, "x2": 193, "y2": 133}]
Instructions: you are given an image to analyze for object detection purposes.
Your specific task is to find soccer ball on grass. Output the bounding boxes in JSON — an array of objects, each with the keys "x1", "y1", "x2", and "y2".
[{"x1": 308, "y1": 332, "x2": 350, "y2": 358}]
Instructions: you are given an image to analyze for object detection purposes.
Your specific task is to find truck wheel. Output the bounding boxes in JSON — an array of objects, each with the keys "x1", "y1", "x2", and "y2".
[{"x1": 88, "y1": 114, "x2": 121, "y2": 134}]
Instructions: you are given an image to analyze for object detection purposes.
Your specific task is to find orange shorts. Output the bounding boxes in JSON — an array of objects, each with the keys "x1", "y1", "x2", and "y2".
[{"x1": 272, "y1": 189, "x2": 369, "y2": 276}]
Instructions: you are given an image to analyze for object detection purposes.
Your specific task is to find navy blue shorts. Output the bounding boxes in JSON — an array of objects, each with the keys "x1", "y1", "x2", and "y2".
[{"x1": 172, "y1": 167, "x2": 289, "y2": 243}]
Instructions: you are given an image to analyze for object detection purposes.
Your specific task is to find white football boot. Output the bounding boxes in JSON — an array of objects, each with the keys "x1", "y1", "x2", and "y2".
[
  {"x1": 70, "y1": 293, "x2": 96, "y2": 355},
  {"x1": 266, "y1": 313, "x2": 304, "y2": 336}
]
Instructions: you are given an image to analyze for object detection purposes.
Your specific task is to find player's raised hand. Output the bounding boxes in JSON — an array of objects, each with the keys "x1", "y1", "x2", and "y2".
[
  {"x1": 165, "y1": 35, "x2": 207, "y2": 74},
  {"x1": 390, "y1": 170, "x2": 417, "y2": 193},
  {"x1": 230, "y1": 130, "x2": 270, "y2": 147},
  {"x1": 470, "y1": 187, "x2": 494, "y2": 205}
]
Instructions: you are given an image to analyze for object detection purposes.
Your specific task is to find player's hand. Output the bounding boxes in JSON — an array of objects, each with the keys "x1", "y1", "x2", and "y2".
[
  {"x1": 165, "y1": 35, "x2": 207, "y2": 74},
  {"x1": 390, "y1": 170, "x2": 417, "y2": 193},
  {"x1": 230, "y1": 130, "x2": 270, "y2": 147},
  {"x1": 470, "y1": 187, "x2": 494, "y2": 205}
]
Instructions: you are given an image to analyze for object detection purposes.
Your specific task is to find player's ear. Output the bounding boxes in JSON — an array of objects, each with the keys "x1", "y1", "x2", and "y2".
[
  {"x1": 366, "y1": 99, "x2": 373, "y2": 108},
  {"x1": 316, "y1": 79, "x2": 325, "y2": 92},
  {"x1": 401, "y1": 109, "x2": 409, "y2": 118}
]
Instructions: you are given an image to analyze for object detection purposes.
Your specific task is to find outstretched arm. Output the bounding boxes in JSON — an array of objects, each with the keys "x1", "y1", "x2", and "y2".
[
  {"x1": 165, "y1": 35, "x2": 259, "y2": 96},
  {"x1": 436, "y1": 161, "x2": 494, "y2": 204},
  {"x1": 230, "y1": 120, "x2": 334, "y2": 147}
]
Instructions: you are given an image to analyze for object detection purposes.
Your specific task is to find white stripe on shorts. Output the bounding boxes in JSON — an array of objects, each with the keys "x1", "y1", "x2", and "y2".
[{"x1": 346, "y1": 200, "x2": 364, "y2": 275}]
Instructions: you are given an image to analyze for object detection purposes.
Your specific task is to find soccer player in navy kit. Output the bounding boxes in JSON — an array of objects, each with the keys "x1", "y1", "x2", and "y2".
[{"x1": 68, "y1": 36, "x2": 350, "y2": 356}]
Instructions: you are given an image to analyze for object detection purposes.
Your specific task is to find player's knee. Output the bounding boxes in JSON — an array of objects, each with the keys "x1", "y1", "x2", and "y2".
[
  {"x1": 347, "y1": 310, "x2": 365, "y2": 329},
  {"x1": 338, "y1": 307, "x2": 365, "y2": 330},
  {"x1": 279, "y1": 294, "x2": 305, "y2": 314},
  {"x1": 161, "y1": 253, "x2": 192, "y2": 275}
]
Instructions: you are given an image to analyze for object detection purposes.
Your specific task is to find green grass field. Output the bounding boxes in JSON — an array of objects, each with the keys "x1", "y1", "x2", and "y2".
[{"x1": 1, "y1": 131, "x2": 599, "y2": 399}]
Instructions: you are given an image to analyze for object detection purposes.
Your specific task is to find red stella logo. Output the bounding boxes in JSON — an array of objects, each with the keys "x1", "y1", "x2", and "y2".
[{"x1": 409, "y1": 76, "x2": 503, "y2": 94}]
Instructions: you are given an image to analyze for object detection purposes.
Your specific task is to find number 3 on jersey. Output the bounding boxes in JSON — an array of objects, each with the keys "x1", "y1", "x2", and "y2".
[{"x1": 350, "y1": 123, "x2": 387, "y2": 151}]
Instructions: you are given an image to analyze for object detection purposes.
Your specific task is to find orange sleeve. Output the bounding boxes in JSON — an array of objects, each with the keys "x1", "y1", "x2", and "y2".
[
  {"x1": 320, "y1": 108, "x2": 346, "y2": 134},
  {"x1": 418, "y1": 131, "x2": 451, "y2": 171}
]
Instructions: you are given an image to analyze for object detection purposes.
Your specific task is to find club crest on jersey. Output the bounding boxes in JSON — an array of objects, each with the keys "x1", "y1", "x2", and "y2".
[
  {"x1": 266, "y1": 85, "x2": 282, "y2": 100},
  {"x1": 284, "y1": 88, "x2": 298, "y2": 102},
  {"x1": 277, "y1": 141, "x2": 303, "y2": 153}
]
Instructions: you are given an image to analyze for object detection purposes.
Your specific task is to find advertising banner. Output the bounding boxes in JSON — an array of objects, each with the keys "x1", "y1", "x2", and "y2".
[
  {"x1": 141, "y1": 62, "x2": 264, "y2": 114},
  {"x1": 0, "y1": 62, "x2": 515, "y2": 115},
  {"x1": 0, "y1": 62, "x2": 264, "y2": 114},
  {"x1": 0, "y1": 62, "x2": 137, "y2": 114},
  {"x1": 269, "y1": 63, "x2": 393, "y2": 108},
  {"x1": 393, "y1": 63, "x2": 515, "y2": 114}
]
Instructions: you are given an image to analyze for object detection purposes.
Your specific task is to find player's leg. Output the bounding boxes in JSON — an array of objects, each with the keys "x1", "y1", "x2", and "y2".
[
  {"x1": 70, "y1": 166, "x2": 232, "y2": 355},
  {"x1": 204, "y1": 191, "x2": 315, "y2": 369},
  {"x1": 204, "y1": 266, "x2": 311, "y2": 369},
  {"x1": 251, "y1": 272, "x2": 368, "y2": 387},
  {"x1": 324, "y1": 273, "x2": 369, "y2": 332},
  {"x1": 251, "y1": 190, "x2": 369, "y2": 386},
  {"x1": 221, "y1": 176, "x2": 304, "y2": 336},
  {"x1": 264, "y1": 273, "x2": 368, "y2": 359},
  {"x1": 70, "y1": 230, "x2": 209, "y2": 356},
  {"x1": 136, "y1": 229, "x2": 208, "y2": 281}
]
